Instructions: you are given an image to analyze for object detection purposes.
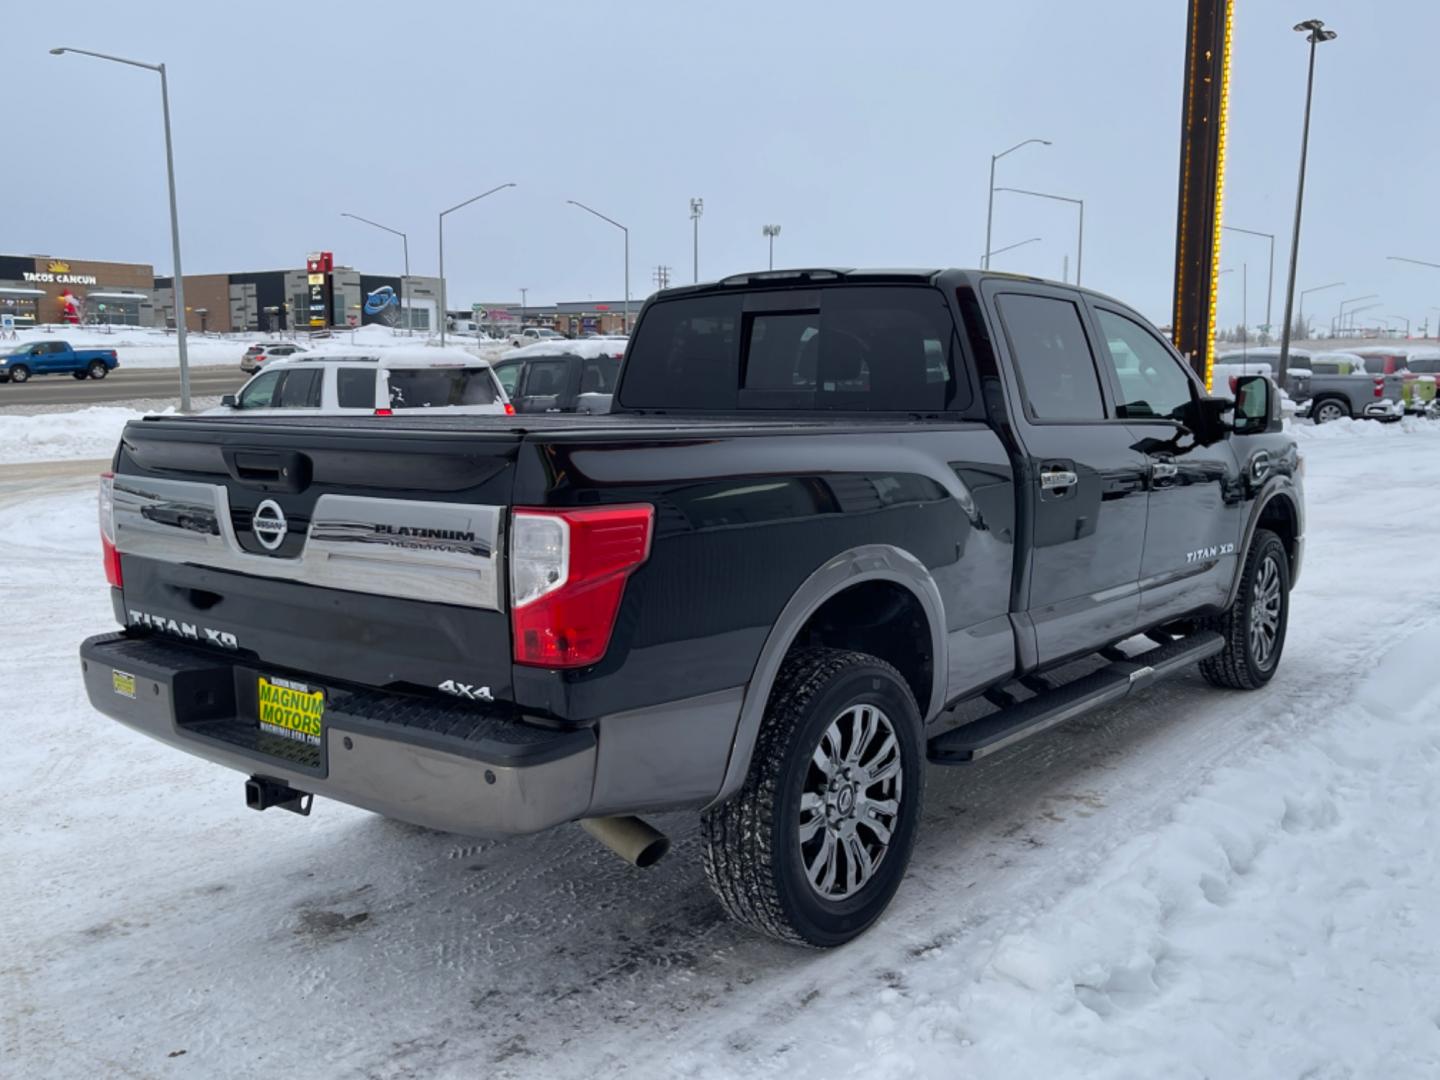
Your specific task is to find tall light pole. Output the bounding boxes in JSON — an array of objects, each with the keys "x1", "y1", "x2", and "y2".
[
  {"x1": 981, "y1": 236, "x2": 1043, "y2": 264},
  {"x1": 438, "y1": 183, "x2": 515, "y2": 346},
  {"x1": 994, "y1": 188, "x2": 1084, "y2": 284},
  {"x1": 519, "y1": 287, "x2": 528, "y2": 329},
  {"x1": 984, "y1": 138, "x2": 1050, "y2": 271},
  {"x1": 1333, "y1": 300, "x2": 1379, "y2": 337},
  {"x1": 341, "y1": 212, "x2": 409, "y2": 333},
  {"x1": 1335, "y1": 293, "x2": 1378, "y2": 336},
  {"x1": 1387, "y1": 257, "x2": 1440, "y2": 339},
  {"x1": 567, "y1": 200, "x2": 631, "y2": 331},
  {"x1": 1297, "y1": 280, "x2": 1343, "y2": 339},
  {"x1": 52, "y1": 46, "x2": 191, "y2": 411},
  {"x1": 690, "y1": 198, "x2": 704, "y2": 283},
  {"x1": 1223, "y1": 226, "x2": 1276, "y2": 339},
  {"x1": 1276, "y1": 18, "x2": 1338, "y2": 384},
  {"x1": 763, "y1": 224, "x2": 782, "y2": 270}
]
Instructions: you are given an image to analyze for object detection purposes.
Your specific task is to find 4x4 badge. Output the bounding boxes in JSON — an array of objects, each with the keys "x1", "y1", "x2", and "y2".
[{"x1": 253, "y1": 499, "x2": 288, "y2": 551}]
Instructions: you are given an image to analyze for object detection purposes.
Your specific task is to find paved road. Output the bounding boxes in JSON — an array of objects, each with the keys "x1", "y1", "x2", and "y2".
[{"x1": 0, "y1": 366, "x2": 244, "y2": 407}]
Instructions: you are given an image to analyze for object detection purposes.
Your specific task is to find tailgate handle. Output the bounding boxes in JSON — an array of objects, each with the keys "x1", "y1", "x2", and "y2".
[{"x1": 222, "y1": 449, "x2": 312, "y2": 493}]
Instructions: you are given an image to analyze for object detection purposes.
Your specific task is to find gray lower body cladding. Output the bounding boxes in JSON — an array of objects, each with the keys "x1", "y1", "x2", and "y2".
[{"x1": 79, "y1": 633, "x2": 742, "y2": 837}]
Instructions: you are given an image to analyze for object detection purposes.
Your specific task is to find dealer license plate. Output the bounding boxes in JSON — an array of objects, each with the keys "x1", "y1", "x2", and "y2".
[{"x1": 256, "y1": 676, "x2": 324, "y2": 747}]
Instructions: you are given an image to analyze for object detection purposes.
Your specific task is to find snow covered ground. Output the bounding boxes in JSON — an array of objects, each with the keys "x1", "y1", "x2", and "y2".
[
  {"x1": 8, "y1": 324, "x2": 515, "y2": 371},
  {"x1": 3, "y1": 423, "x2": 1440, "y2": 1078},
  {"x1": 0, "y1": 405, "x2": 157, "y2": 464}
]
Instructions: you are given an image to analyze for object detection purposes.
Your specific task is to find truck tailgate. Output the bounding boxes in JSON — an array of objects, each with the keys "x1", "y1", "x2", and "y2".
[{"x1": 112, "y1": 417, "x2": 521, "y2": 702}]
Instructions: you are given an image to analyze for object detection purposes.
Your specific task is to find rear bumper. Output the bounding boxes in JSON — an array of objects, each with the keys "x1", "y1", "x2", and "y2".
[
  {"x1": 80, "y1": 632, "x2": 744, "y2": 837},
  {"x1": 1362, "y1": 399, "x2": 1404, "y2": 419},
  {"x1": 80, "y1": 632, "x2": 595, "y2": 836}
]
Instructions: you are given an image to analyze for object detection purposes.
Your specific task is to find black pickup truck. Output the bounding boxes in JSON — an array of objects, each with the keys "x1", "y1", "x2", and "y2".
[{"x1": 80, "y1": 268, "x2": 1302, "y2": 946}]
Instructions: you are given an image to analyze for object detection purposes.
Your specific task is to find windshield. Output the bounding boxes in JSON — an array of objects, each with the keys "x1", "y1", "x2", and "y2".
[{"x1": 387, "y1": 367, "x2": 499, "y2": 408}]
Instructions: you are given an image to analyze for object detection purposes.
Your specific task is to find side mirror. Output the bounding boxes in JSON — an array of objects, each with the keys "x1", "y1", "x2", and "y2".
[
  {"x1": 1233, "y1": 375, "x2": 1277, "y2": 435},
  {"x1": 220, "y1": 394, "x2": 238, "y2": 408}
]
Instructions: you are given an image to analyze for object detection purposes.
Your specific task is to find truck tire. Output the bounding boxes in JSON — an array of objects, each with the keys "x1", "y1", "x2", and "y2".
[
  {"x1": 1201, "y1": 528, "x2": 1290, "y2": 690},
  {"x1": 1311, "y1": 396, "x2": 1348, "y2": 424},
  {"x1": 700, "y1": 647, "x2": 925, "y2": 947},
  {"x1": 88, "y1": 360, "x2": 108, "y2": 379},
  {"x1": 8, "y1": 364, "x2": 30, "y2": 383}
]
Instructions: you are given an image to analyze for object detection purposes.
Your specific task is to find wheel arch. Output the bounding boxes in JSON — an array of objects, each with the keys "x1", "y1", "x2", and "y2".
[
  {"x1": 1225, "y1": 483, "x2": 1303, "y2": 608},
  {"x1": 706, "y1": 544, "x2": 946, "y2": 808}
]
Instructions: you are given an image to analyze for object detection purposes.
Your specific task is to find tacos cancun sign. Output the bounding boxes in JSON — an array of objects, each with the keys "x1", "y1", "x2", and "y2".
[{"x1": 22, "y1": 260, "x2": 98, "y2": 286}]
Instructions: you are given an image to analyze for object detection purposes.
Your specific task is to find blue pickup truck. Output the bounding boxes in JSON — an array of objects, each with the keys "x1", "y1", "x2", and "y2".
[{"x1": 0, "y1": 340, "x2": 120, "y2": 383}]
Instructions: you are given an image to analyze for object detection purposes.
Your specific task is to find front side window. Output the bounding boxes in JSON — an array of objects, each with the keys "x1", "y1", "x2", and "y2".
[
  {"x1": 493, "y1": 361, "x2": 523, "y2": 395},
  {"x1": 237, "y1": 370, "x2": 281, "y2": 408},
  {"x1": 336, "y1": 367, "x2": 376, "y2": 409},
  {"x1": 996, "y1": 294, "x2": 1106, "y2": 421},
  {"x1": 1094, "y1": 309, "x2": 1195, "y2": 421},
  {"x1": 580, "y1": 356, "x2": 620, "y2": 393}
]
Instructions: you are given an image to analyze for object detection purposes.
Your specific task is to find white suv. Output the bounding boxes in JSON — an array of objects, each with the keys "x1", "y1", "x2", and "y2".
[
  {"x1": 214, "y1": 350, "x2": 512, "y2": 416},
  {"x1": 240, "y1": 342, "x2": 308, "y2": 373}
]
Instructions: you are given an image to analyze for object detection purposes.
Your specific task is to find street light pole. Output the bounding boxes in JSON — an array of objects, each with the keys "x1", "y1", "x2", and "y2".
[
  {"x1": 519, "y1": 287, "x2": 528, "y2": 329},
  {"x1": 341, "y1": 212, "x2": 409, "y2": 332},
  {"x1": 984, "y1": 138, "x2": 1051, "y2": 271},
  {"x1": 1276, "y1": 18, "x2": 1338, "y2": 384},
  {"x1": 981, "y1": 236, "x2": 1043, "y2": 264},
  {"x1": 690, "y1": 198, "x2": 704, "y2": 283},
  {"x1": 438, "y1": 183, "x2": 516, "y2": 347},
  {"x1": 567, "y1": 200, "x2": 630, "y2": 331},
  {"x1": 994, "y1": 188, "x2": 1084, "y2": 284},
  {"x1": 1297, "y1": 281, "x2": 1343, "y2": 340},
  {"x1": 763, "y1": 224, "x2": 782, "y2": 270},
  {"x1": 1222, "y1": 225, "x2": 1276, "y2": 338},
  {"x1": 52, "y1": 46, "x2": 191, "y2": 411}
]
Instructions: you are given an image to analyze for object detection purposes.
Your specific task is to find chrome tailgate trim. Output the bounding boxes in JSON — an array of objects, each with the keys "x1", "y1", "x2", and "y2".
[{"x1": 112, "y1": 475, "x2": 504, "y2": 610}]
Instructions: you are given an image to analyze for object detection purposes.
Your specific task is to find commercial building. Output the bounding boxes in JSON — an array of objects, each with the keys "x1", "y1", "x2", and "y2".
[
  {"x1": 468, "y1": 299, "x2": 635, "y2": 337},
  {"x1": 0, "y1": 254, "x2": 156, "y2": 327},
  {"x1": 2, "y1": 251, "x2": 437, "y2": 334},
  {"x1": 155, "y1": 268, "x2": 441, "y2": 334}
]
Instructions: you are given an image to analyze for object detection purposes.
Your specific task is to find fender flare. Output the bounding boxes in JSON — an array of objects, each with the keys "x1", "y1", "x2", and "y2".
[
  {"x1": 705, "y1": 544, "x2": 947, "y2": 809},
  {"x1": 1224, "y1": 479, "x2": 1302, "y2": 609}
]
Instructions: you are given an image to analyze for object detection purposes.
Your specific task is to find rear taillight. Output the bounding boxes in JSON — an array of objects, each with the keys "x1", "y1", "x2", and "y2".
[
  {"x1": 99, "y1": 472, "x2": 121, "y2": 587},
  {"x1": 1228, "y1": 375, "x2": 1238, "y2": 394},
  {"x1": 1374, "y1": 377, "x2": 1385, "y2": 398},
  {"x1": 510, "y1": 505, "x2": 654, "y2": 668},
  {"x1": 504, "y1": 402, "x2": 516, "y2": 415},
  {"x1": 374, "y1": 408, "x2": 393, "y2": 416}
]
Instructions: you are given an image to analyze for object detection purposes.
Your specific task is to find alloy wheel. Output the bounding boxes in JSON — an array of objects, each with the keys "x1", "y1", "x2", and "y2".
[{"x1": 1248, "y1": 554, "x2": 1283, "y2": 669}]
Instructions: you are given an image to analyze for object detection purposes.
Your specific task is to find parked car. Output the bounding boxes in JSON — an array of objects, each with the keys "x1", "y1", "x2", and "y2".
[
  {"x1": 491, "y1": 339, "x2": 625, "y2": 413},
  {"x1": 0, "y1": 340, "x2": 119, "y2": 383},
  {"x1": 80, "y1": 267, "x2": 1301, "y2": 947},
  {"x1": 507, "y1": 326, "x2": 565, "y2": 348},
  {"x1": 212, "y1": 350, "x2": 511, "y2": 416},
  {"x1": 1350, "y1": 348, "x2": 1438, "y2": 413},
  {"x1": 240, "y1": 342, "x2": 308, "y2": 373}
]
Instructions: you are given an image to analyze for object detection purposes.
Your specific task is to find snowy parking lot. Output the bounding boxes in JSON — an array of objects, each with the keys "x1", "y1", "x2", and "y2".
[{"x1": 3, "y1": 420, "x2": 1440, "y2": 1078}]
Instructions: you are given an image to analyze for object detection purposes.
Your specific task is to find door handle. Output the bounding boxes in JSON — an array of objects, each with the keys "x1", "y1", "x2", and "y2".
[
  {"x1": 1039, "y1": 469, "x2": 1078, "y2": 491},
  {"x1": 1150, "y1": 460, "x2": 1178, "y2": 480}
]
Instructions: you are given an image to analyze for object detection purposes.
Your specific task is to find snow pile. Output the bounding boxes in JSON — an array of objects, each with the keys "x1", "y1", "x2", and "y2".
[
  {"x1": 500, "y1": 338, "x2": 627, "y2": 360},
  {"x1": 0, "y1": 406, "x2": 156, "y2": 464},
  {"x1": 849, "y1": 622, "x2": 1440, "y2": 1078},
  {"x1": 1292, "y1": 415, "x2": 1440, "y2": 441}
]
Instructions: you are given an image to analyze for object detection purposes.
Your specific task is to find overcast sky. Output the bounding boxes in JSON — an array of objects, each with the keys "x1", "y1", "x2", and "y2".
[{"x1": 4, "y1": 2, "x2": 1435, "y2": 332}]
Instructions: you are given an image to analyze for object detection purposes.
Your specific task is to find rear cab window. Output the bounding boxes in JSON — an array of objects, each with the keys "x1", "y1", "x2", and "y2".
[
  {"x1": 336, "y1": 367, "x2": 377, "y2": 409},
  {"x1": 618, "y1": 285, "x2": 971, "y2": 413}
]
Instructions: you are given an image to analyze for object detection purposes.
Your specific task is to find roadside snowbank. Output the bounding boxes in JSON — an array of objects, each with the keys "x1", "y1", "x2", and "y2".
[
  {"x1": 1292, "y1": 415, "x2": 1440, "y2": 441},
  {"x1": 0, "y1": 406, "x2": 150, "y2": 464}
]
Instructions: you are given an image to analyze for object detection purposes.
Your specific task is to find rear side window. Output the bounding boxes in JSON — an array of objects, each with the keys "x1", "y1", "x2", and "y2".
[
  {"x1": 620, "y1": 294, "x2": 742, "y2": 409},
  {"x1": 1408, "y1": 358, "x2": 1440, "y2": 374},
  {"x1": 995, "y1": 294, "x2": 1106, "y2": 421},
  {"x1": 387, "y1": 367, "x2": 498, "y2": 408},
  {"x1": 523, "y1": 360, "x2": 569, "y2": 397},
  {"x1": 580, "y1": 356, "x2": 620, "y2": 393},
  {"x1": 336, "y1": 367, "x2": 376, "y2": 409},
  {"x1": 620, "y1": 286, "x2": 966, "y2": 412},
  {"x1": 276, "y1": 368, "x2": 322, "y2": 408}
]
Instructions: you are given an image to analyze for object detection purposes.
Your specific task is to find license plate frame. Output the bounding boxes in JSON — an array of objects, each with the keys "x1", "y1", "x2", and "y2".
[{"x1": 256, "y1": 675, "x2": 325, "y2": 748}]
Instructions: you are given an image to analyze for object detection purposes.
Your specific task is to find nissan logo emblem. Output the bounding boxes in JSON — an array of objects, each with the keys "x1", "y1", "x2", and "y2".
[{"x1": 252, "y1": 499, "x2": 288, "y2": 551}]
